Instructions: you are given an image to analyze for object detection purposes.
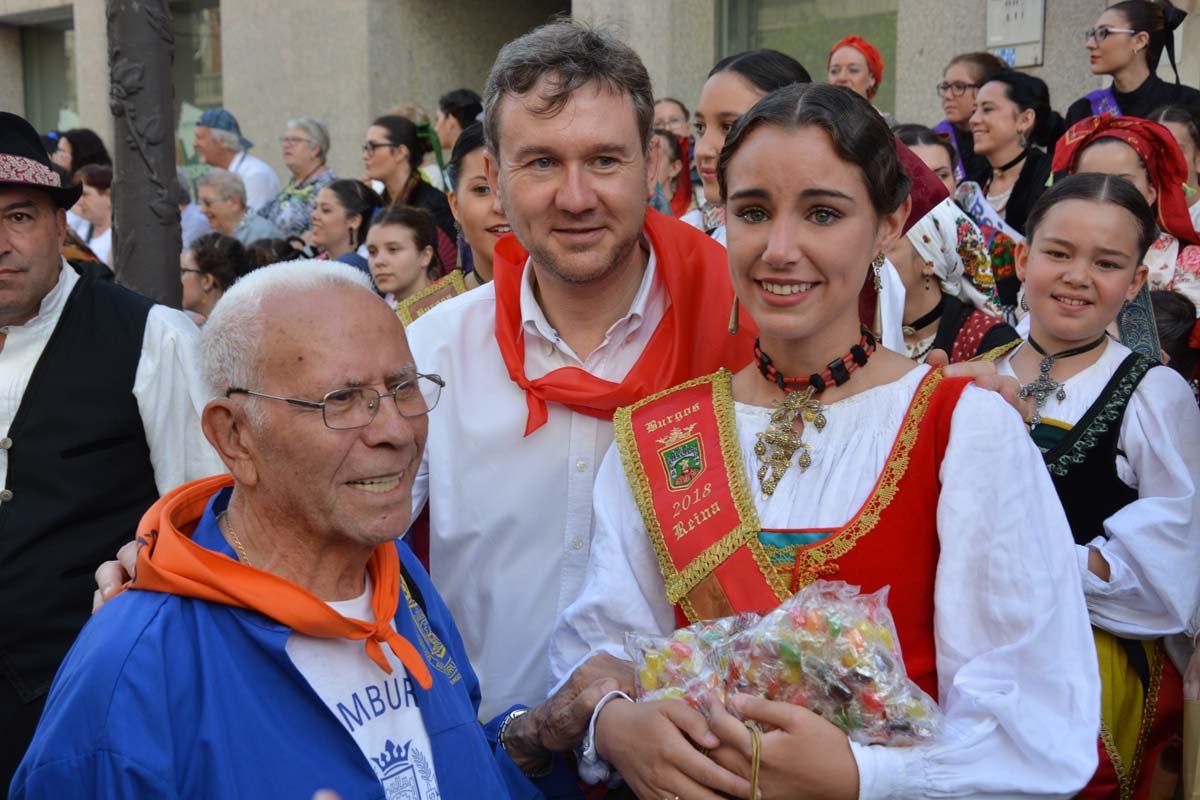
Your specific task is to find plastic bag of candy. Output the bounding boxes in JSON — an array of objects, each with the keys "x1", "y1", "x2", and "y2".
[
  {"x1": 626, "y1": 613, "x2": 759, "y2": 714},
  {"x1": 724, "y1": 580, "x2": 941, "y2": 745}
]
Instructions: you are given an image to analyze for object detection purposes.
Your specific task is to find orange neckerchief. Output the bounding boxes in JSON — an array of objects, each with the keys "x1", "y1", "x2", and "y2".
[
  {"x1": 492, "y1": 210, "x2": 757, "y2": 436},
  {"x1": 130, "y1": 475, "x2": 433, "y2": 689}
]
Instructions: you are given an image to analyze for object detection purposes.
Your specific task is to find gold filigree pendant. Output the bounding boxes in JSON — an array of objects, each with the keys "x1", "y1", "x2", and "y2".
[{"x1": 754, "y1": 387, "x2": 826, "y2": 497}]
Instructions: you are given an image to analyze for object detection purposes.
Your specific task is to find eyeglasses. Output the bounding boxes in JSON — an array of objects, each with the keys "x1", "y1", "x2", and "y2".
[
  {"x1": 1084, "y1": 26, "x2": 1137, "y2": 43},
  {"x1": 279, "y1": 136, "x2": 313, "y2": 146},
  {"x1": 225, "y1": 374, "x2": 445, "y2": 430},
  {"x1": 936, "y1": 81, "x2": 979, "y2": 97},
  {"x1": 362, "y1": 141, "x2": 396, "y2": 154}
]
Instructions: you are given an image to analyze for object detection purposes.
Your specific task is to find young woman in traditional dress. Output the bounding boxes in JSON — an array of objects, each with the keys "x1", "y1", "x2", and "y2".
[
  {"x1": 550, "y1": 83, "x2": 1100, "y2": 800},
  {"x1": 991, "y1": 173, "x2": 1200, "y2": 799}
]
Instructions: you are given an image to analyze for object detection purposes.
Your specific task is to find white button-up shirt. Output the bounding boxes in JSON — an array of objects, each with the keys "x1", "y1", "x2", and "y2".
[
  {"x1": 406, "y1": 248, "x2": 666, "y2": 719},
  {"x1": 0, "y1": 261, "x2": 224, "y2": 496}
]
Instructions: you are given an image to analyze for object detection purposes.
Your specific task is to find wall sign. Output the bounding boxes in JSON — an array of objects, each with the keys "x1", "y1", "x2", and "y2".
[{"x1": 986, "y1": 0, "x2": 1045, "y2": 68}]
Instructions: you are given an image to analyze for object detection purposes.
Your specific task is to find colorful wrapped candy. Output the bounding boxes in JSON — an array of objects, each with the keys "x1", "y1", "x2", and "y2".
[
  {"x1": 725, "y1": 580, "x2": 941, "y2": 746},
  {"x1": 626, "y1": 613, "x2": 759, "y2": 714}
]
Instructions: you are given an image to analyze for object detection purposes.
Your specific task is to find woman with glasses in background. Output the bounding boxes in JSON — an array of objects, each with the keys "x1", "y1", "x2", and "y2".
[
  {"x1": 361, "y1": 115, "x2": 457, "y2": 273},
  {"x1": 932, "y1": 52, "x2": 1008, "y2": 182},
  {"x1": 259, "y1": 118, "x2": 336, "y2": 239},
  {"x1": 1065, "y1": 0, "x2": 1199, "y2": 126}
]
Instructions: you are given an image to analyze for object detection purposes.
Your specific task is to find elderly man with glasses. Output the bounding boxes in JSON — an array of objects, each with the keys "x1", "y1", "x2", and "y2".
[{"x1": 13, "y1": 260, "x2": 610, "y2": 798}]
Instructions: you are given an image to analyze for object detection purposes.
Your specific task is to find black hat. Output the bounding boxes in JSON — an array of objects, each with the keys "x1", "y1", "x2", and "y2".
[{"x1": 0, "y1": 111, "x2": 83, "y2": 208}]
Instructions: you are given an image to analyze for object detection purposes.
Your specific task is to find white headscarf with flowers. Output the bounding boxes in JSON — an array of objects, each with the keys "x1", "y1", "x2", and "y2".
[{"x1": 904, "y1": 198, "x2": 991, "y2": 302}]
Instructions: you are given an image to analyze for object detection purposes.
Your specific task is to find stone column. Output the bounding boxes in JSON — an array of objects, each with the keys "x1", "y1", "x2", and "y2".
[{"x1": 107, "y1": 0, "x2": 181, "y2": 305}]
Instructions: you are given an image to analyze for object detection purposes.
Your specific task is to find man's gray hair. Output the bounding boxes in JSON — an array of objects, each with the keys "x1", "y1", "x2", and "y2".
[
  {"x1": 196, "y1": 168, "x2": 247, "y2": 209},
  {"x1": 286, "y1": 116, "x2": 330, "y2": 162},
  {"x1": 482, "y1": 20, "x2": 654, "y2": 158},
  {"x1": 201, "y1": 260, "x2": 375, "y2": 422},
  {"x1": 208, "y1": 126, "x2": 242, "y2": 153}
]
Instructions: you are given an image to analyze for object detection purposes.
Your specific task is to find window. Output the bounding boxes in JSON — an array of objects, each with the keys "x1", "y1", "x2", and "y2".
[{"x1": 717, "y1": 0, "x2": 899, "y2": 115}]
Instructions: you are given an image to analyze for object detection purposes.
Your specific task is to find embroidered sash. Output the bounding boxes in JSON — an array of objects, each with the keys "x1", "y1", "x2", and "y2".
[
  {"x1": 614, "y1": 371, "x2": 783, "y2": 623},
  {"x1": 396, "y1": 270, "x2": 468, "y2": 326}
]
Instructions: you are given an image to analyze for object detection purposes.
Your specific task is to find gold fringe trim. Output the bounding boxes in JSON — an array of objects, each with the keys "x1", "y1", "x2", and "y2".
[
  {"x1": 396, "y1": 269, "x2": 468, "y2": 326},
  {"x1": 788, "y1": 368, "x2": 943, "y2": 590}
]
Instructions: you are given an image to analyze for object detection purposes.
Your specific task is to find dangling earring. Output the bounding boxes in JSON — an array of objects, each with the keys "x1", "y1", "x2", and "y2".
[
  {"x1": 455, "y1": 223, "x2": 464, "y2": 271},
  {"x1": 871, "y1": 252, "x2": 885, "y2": 293},
  {"x1": 348, "y1": 227, "x2": 356, "y2": 247},
  {"x1": 1020, "y1": 290, "x2": 1029, "y2": 311},
  {"x1": 728, "y1": 297, "x2": 740, "y2": 335},
  {"x1": 1018, "y1": 130, "x2": 1029, "y2": 150}
]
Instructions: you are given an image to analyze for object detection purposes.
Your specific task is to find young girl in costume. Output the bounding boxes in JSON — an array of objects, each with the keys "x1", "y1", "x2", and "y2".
[
  {"x1": 551, "y1": 83, "x2": 1100, "y2": 800},
  {"x1": 365, "y1": 205, "x2": 450, "y2": 324},
  {"x1": 993, "y1": 173, "x2": 1200, "y2": 799}
]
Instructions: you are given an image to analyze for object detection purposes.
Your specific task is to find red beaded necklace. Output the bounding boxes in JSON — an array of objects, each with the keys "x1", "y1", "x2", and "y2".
[{"x1": 754, "y1": 327, "x2": 877, "y2": 393}]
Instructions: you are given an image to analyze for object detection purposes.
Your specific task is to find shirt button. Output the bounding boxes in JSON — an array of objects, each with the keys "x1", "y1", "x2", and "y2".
[
  {"x1": 575, "y1": 459, "x2": 587, "y2": 472},
  {"x1": 570, "y1": 537, "x2": 584, "y2": 551},
  {"x1": 0, "y1": 437, "x2": 11, "y2": 449},
  {"x1": 0, "y1": 489, "x2": 12, "y2": 502}
]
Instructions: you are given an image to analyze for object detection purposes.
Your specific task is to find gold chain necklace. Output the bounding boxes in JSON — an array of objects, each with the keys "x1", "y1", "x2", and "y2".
[
  {"x1": 220, "y1": 512, "x2": 252, "y2": 567},
  {"x1": 754, "y1": 387, "x2": 827, "y2": 497}
]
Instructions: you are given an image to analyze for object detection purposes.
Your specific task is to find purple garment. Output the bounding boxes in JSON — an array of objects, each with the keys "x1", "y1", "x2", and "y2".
[
  {"x1": 934, "y1": 119, "x2": 966, "y2": 182},
  {"x1": 1086, "y1": 88, "x2": 1122, "y2": 117}
]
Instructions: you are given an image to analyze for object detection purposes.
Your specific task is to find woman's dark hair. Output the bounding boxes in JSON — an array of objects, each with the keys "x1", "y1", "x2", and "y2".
[
  {"x1": 445, "y1": 121, "x2": 486, "y2": 191},
  {"x1": 892, "y1": 123, "x2": 958, "y2": 174},
  {"x1": 244, "y1": 237, "x2": 302, "y2": 269},
  {"x1": 1150, "y1": 103, "x2": 1200, "y2": 152},
  {"x1": 708, "y1": 49, "x2": 811, "y2": 94},
  {"x1": 76, "y1": 164, "x2": 112, "y2": 193},
  {"x1": 1025, "y1": 172, "x2": 1158, "y2": 259},
  {"x1": 946, "y1": 52, "x2": 1009, "y2": 84},
  {"x1": 61, "y1": 128, "x2": 112, "y2": 176},
  {"x1": 980, "y1": 70, "x2": 1056, "y2": 149},
  {"x1": 189, "y1": 232, "x2": 249, "y2": 291},
  {"x1": 1107, "y1": 0, "x2": 1187, "y2": 78},
  {"x1": 370, "y1": 205, "x2": 444, "y2": 279},
  {"x1": 372, "y1": 115, "x2": 430, "y2": 171},
  {"x1": 1151, "y1": 289, "x2": 1200, "y2": 378},
  {"x1": 718, "y1": 83, "x2": 910, "y2": 217},
  {"x1": 323, "y1": 179, "x2": 383, "y2": 247},
  {"x1": 653, "y1": 129, "x2": 683, "y2": 164},
  {"x1": 438, "y1": 88, "x2": 483, "y2": 130}
]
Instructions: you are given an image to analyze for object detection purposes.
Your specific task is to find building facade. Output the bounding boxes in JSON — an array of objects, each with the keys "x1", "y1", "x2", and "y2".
[{"x1": 2, "y1": 0, "x2": 1198, "y2": 184}]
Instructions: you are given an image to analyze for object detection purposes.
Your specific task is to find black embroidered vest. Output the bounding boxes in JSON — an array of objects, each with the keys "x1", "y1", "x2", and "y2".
[
  {"x1": 0, "y1": 268, "x2": 159, "y2": 703},
  {"x1": 1040, "y1": 352, "x2": 1158, "y2": 548}
]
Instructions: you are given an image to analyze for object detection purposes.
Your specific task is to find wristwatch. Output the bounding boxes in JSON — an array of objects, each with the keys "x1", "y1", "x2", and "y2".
[{"x1": 498, "y1": 708, "x2": 552, "y2": 777}]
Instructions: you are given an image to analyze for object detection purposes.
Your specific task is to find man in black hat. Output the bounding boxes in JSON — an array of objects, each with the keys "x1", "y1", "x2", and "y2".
[{"x1": 0, "y1": 111, "x2": 223, "y2": 783}]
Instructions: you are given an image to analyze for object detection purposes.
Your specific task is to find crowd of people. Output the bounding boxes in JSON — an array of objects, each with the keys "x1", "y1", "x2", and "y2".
[{"x1": 3, "y1": 1, "x2": 1200, "y2": 798}]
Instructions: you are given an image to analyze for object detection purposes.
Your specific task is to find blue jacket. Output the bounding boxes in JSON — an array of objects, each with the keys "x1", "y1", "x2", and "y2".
[{"x1": 11, "y1": 488, "x2": 578, "y2": 799}]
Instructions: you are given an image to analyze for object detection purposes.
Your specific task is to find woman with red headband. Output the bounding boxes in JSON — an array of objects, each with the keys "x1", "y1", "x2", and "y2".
[{"x1": 1053, "y1": 113, "x2": 1200, "y2": 308}]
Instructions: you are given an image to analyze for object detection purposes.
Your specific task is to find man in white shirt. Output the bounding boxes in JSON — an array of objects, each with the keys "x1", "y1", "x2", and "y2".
[
  {"x1": 0, "y1": 111, "x2": 224, "y2": 785},
  {"x1": 405, "y1": 21, "x2": 754, "y2": 732},
  {"x1": 193, "y1": 108, "x2": 281, "y2": 213}
]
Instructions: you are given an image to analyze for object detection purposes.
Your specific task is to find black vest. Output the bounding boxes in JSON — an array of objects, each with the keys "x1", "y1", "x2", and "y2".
[
  {"x1": 0, "y1": 268, "x2": 159, "y2": 703},
  {"x1": 1042, "y1": 352, "x2": 1157, "y2": 547}
]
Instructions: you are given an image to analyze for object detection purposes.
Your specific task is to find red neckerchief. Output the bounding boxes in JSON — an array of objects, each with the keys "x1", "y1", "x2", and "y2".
[
  {"x1": 130, "y1": 475, "x2": 433, "y2": 688},
  {"x1": 493, "y1": 210, "x2": 757, "y2": 435}
]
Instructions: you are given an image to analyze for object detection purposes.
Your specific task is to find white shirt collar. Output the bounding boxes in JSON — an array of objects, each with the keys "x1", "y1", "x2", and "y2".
[{"x1": 519, "y1": 241, "x2": 662, "y2": 351}]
